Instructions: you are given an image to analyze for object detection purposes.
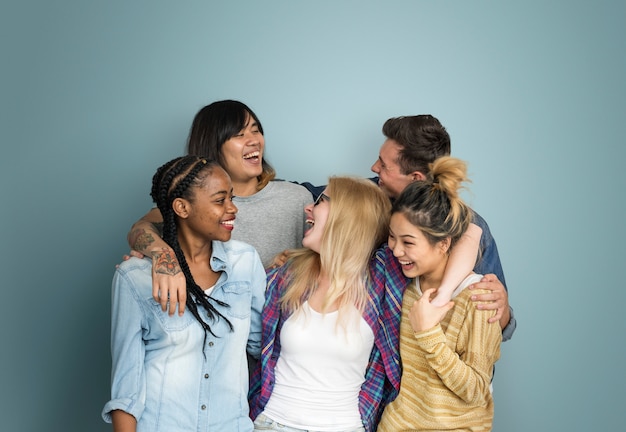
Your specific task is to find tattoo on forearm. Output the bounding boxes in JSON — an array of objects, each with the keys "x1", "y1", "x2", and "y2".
[
  {"x1": 151, "y1": 249, "x2": 181, "y2": 276},
  {"x1": 130, "y1": 228, "x2": 155, "y2": 252}
]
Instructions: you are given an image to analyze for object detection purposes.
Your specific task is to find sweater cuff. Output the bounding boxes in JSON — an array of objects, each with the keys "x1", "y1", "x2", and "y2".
[{"x1": 414, "y1": 324, "x2": 446, "y2": 353}]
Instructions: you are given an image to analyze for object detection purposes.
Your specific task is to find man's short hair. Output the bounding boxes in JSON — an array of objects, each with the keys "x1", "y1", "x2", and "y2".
[{"x1": 382, "y1": 115, "x2": 451, "y2": 175}]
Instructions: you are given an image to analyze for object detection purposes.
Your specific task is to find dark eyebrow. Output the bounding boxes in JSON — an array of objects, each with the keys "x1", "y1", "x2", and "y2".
[
  {"x1": 211, "y1": 189, "x2": 229, "y2": 198},
  {"x1": 390, "y1": 227, "x2": 418, "y2": 240}
]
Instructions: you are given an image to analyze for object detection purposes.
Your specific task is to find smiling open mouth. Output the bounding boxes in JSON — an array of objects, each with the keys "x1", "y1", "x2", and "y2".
[{"x1": 243, "y1": 151, "x2": 260, "y2": 160}]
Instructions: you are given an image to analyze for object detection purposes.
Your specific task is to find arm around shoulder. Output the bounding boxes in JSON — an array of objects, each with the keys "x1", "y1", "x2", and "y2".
[{"x1": 128, "y1": 207, "x2": 187, "y2": 316}]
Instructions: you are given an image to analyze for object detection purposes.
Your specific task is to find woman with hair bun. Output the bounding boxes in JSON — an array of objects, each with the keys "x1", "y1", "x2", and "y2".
[{"x1": 377, "y1": 156, "x2": 502, "y2": 431}]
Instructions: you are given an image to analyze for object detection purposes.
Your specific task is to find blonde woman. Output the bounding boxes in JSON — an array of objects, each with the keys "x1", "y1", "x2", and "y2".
[
  {"x1": 249, "y1": 177, "x2": 404, "y2": 432},
  {"x1": 377, "y1": 157, "x2": 502, "y2": 431}
]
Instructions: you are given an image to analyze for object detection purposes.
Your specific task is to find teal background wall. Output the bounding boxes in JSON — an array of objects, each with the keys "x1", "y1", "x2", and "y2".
[{"x1": 2, "y1": 1, "x2": 624, "y2": 430}]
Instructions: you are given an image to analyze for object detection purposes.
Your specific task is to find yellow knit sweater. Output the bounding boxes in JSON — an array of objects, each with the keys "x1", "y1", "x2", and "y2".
[{"x1": 378, "y1": 275, "x2": 502, "y2": 432}]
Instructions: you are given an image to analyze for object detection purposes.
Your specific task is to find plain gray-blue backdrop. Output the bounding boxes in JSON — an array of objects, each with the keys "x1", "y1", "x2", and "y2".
[{"x1": 1, "y1": 1, "x2": 624, "y2": 431}]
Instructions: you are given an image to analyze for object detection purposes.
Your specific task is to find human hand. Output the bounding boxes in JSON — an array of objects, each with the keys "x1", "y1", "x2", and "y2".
[
  {"x1": 430, "y1": 286, "x2": 454, "y2": 307},
  {"x1": 468, "y1": 274, "x2": 509, "y2": 325},
  {"x1": 123, "y1": 249, "x2": 145, "y2": 261},
  {"x1": 150, "y1": 248, "x2": 186, "y2": 316},
  {"x1": 409, "y1": 288, "x2": 455, "y2": 333},
  {"x1": 116, "y1": 250, "x2": 145, "y2": 268},
  {"x1": 268, "y1": 249, "x2": 294, "y2": 269}
]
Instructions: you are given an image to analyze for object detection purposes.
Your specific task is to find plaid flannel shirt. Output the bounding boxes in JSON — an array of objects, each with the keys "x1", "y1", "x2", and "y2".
[{"x1": 248, "y1": 245, "x2": 409, "y2": 432}]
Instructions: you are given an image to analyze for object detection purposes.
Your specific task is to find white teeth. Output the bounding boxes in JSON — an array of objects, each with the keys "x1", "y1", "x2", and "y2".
[
  {"x1": 222, "y1": 220, "x2": 234, "y2": 226},
  {"x1": 399, "y1": 260, "x2": 412, "y2": 265},
  {"x1": 306, "y1": 218, "x2": 314, "y2": 226},
  {"x1": 243, "y1": 151, "x2": 260, "y2": 159}
]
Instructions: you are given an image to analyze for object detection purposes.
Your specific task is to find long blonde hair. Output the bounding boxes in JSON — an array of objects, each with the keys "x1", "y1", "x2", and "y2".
[{"x1": 280, "y1": 177, "x2": 391, "y2": 324}]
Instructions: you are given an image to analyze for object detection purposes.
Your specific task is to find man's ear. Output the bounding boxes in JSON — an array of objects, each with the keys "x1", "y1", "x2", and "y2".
[
  {"x1": 172, "y1": 198, "x2": 190, "y2": 219},
  {"x1": 410, "y1": 171, "x2": 427, "y2": 181}
]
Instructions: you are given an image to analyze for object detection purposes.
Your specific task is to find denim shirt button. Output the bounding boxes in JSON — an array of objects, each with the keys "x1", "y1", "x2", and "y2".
[
  {"x1": 208, "y1": 341, "x2": 214, "y2": 347},
  {"x1": 204, "y1": 373, "x2": 209, "y2": 379},
  {"x1": 201, "y1": 404, "x2": 206, "y2": 410}
]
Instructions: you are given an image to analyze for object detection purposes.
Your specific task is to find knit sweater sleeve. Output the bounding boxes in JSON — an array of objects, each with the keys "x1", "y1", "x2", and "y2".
[{"x1": 413, "y1": 289, "x2": 501, "y2": 405}]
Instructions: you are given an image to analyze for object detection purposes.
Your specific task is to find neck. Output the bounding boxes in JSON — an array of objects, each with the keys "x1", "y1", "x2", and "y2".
[
  {"x1": 232, "y1": 177, "x2": 260, "y2": 197},
  {"x1": 418, "y1": 257, "x2": 448, "y2": 292},
  {"x1": 308, "y1": 272, "x2": 336, "y2": 312},
  {"x1": 177, "y1": 231, "x2": 213, "y2": 264}
]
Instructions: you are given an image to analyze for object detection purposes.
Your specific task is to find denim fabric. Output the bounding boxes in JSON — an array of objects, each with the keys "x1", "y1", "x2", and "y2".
[
  {"x1": 254, "y1": 413, "x2": 366, "y2": 432},
  {"x1": 102, "y1": 240, "x2": 266, "y2": 432},
  {"x1": 472, "y1": 210, "x2": 517, "y2": 341}
]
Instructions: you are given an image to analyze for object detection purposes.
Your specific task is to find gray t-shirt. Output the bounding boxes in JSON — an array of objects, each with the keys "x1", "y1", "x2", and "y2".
[{"x1": 232, "y1": 180, "x2": 313, "y2": 267}]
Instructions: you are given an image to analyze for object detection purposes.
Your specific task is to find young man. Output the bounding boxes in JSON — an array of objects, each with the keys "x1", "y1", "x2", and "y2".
[{"x1": 370, "y1": 115, "x2": 515, "y2": 340}]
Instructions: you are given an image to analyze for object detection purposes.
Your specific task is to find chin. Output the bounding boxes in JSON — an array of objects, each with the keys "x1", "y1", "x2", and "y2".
[
  {"x1": 401, "y1": 268, "x2": 419, "y2": 278},
  {"x1": 302, "y1": 239, "x2": 319, "y2": 253}
]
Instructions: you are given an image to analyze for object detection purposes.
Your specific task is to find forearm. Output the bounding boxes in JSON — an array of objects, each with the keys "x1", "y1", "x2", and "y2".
[
  {"x1": 435, "y1": 223, "x2": 482, "y2": 304},
  {"x1": 417, "y1": 325, "x2": 493, "y2": 405},
  {"x1": 501, "y1": 306, "x2": 516, "y2": 342},
  {"x1": 499, "y1": 304, "x2": 511, "y2": 330},
  {"x1": 128, "y1": 220, "x2": 169, "y2": 256},
  {"x1": 112, "y1": 410, "x2": 136, "y2": 432}
]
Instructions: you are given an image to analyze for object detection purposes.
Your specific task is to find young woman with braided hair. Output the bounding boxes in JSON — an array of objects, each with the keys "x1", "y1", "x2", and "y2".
[
  {"x1": 127, "y1": 100, "x2": 312, "y2": 317},
  {"x1": 377, "y1": 156, "x2": 502, "y2": 431},
  {"x1": 102, "y1": 156, "x2": 265, "y2": 432}
]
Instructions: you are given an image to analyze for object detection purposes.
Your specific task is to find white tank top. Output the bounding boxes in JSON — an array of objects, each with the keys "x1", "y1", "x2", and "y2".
[{"x1": 262, "y1": 302, "x2": 375, "y2": 431}]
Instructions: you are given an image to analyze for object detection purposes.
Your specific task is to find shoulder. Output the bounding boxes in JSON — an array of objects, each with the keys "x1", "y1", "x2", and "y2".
[
  {"x1": 113, "y1": 257, "x2": 153, "y2": 296},
  {"x1": 268, "y1": 180, "x2": 313, "y2": 200},
  {"x1": 454, "y1": 274, "x2": 487, "y2": 303},
  {"x1": 115, "y1": 256, "x2": 152, "y2": 277},
  {"x1": 470, "y1": 208, "x2": 493, "y2": 235}
]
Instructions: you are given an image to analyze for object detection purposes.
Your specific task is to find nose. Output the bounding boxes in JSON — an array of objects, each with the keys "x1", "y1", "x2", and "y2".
[
  {"x1": 244, "y1": 129, "x2": 261, "y2": 145},
  {"x1": 371, "y1": 160, "x2": 380, "y2": 174},
  {"x1": 304, "y1": 203, "x2": 314, "y2": 215},
  {"x1": 390, "y1": 241, "x2": 403, "y2": 258},
  {"x1": 228, "y1": 200, "x2": 238, "y2": 214}
]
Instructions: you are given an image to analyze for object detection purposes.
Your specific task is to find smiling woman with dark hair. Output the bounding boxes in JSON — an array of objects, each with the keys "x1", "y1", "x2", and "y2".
[
  {"x1": 126, "y1": 100, "x2": 312, "y2": 317},
  {"x1": 102, "y1": 156, "x2": 265, "y2": 432}
]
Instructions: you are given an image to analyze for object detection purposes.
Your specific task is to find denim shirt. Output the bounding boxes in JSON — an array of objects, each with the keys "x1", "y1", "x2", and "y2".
[{"x1": 102, "y1": 240, "x2": 266, "y2": 432}]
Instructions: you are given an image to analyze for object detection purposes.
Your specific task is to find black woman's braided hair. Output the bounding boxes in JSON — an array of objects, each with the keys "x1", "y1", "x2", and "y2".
[{"x1": 150, "y1": 155, "x2": 233, "y2": 348}]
